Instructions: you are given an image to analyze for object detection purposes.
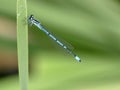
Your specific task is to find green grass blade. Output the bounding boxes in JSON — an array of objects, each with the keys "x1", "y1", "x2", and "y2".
[{"x1": 17, "y1": 0, "x2": 28, "y2": 90}]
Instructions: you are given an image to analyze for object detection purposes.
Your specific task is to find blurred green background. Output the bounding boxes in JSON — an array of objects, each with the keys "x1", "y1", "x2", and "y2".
[{"x1": 0, "y1": 0, "x2": 120, "y2": 90}]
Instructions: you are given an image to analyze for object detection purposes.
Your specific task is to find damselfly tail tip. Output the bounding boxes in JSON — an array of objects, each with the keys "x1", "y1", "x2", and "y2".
[{"x1": 74, "y1": 55, "x2": 81, "y2": 62}]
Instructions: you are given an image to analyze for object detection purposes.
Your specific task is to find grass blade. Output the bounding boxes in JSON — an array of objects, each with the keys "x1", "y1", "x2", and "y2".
[{"x1": 17, "y1": 0, "x2": 28, "y2": 90}]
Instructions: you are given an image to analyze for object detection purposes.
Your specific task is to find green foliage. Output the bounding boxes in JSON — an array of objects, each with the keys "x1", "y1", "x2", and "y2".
[{"x1": 0, "y1": 0, "x2": 120, "y2": 90}]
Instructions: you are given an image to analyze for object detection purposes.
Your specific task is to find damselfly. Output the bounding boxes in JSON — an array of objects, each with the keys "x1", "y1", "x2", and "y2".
[{"x1": 28, "y1": 15, "x2": 81, "y2": 62}]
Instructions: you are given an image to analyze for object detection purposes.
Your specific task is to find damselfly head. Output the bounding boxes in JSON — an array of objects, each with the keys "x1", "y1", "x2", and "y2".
[
  {"x1": 28, "y1": 15, "x2": 34, "y2": 26},
  {"x1": 28, "y1": 15, "x2": 41, "y2": 26},
  {"x1": 29, "y1": 15, "x2": 34, "y2": 20}
]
